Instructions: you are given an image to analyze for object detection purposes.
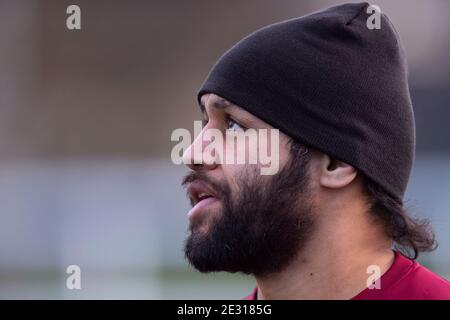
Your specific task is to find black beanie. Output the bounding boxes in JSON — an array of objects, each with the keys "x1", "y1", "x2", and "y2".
[{"x1": 197, "y1": 2, "x2": 415, "y2": 203}]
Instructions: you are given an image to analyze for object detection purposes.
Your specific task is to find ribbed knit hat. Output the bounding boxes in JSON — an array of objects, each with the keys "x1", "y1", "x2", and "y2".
[{"x1": 197, "y1": 2, "x2": 415, "y2": 203}]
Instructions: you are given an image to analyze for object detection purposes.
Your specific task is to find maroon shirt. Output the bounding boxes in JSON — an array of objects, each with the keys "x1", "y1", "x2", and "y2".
[{"x1": 244, "y1": 251, "x2": 450, "y2": 300}]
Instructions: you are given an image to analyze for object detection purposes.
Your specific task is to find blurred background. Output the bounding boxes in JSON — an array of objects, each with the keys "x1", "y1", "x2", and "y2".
[{"x1": 0, "y1": 0, "x2": 449, "y2": 299}]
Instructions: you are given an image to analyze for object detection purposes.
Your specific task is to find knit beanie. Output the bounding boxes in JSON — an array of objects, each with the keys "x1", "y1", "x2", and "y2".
[{"x1": 197, "y1": 2, "x2": 415, "y2": 203}]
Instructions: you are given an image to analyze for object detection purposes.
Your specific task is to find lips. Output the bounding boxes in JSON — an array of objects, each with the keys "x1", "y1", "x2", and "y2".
[{"x1": 186, "y1": 181, "x2": 219, "y2": 219}]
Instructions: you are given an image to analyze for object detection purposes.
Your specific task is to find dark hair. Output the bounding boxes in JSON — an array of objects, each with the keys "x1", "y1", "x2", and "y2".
[
  {"x1": 289, "y1": 139, "x2": 437, "y2": 260},
  {"x1": 364, "y1": 178, "x2": 437, "y2": 260}
]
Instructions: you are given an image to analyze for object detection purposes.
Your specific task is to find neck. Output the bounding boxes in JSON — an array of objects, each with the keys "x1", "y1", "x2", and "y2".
[{"x1": 254, "y1": 201, "x2": 395, "y2": 300}]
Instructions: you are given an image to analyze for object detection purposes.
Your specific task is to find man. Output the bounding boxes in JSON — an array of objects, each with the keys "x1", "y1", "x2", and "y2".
[{"x1": 181, "y1": 2, "x2": 450, "y2": 299}]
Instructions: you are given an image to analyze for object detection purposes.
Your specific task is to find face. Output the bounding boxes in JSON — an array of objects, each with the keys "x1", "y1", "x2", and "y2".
[{"x1": 181, "y1": 93, "x2": 315, "y2": 277}]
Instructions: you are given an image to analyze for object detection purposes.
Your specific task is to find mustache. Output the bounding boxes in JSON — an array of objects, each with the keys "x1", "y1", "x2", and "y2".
[{"x1": 181, "y1": 171, "x2": 227, "y2": 199}]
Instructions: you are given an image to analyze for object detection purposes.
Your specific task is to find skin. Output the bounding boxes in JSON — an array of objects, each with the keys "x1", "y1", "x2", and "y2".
[{"x1": 183, "y1": 93, "x2": 395, "y2": 300}]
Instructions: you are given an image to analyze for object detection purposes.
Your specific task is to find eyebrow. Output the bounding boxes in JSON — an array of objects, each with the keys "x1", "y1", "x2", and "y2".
[
  {"x1": 199, "y1": 98, "x2": 233, "y2": 114},
  {"x1": 199, "y1": 97, "x2": 259, "y2": 127}
]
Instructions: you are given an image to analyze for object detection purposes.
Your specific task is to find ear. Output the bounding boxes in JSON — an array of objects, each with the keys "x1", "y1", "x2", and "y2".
[{"x1": 319, "y1": 154, "x2": 357, "y2": 189}]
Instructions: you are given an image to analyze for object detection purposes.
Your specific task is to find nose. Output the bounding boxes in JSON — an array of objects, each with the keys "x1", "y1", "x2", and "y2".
[{"x1": 183, "y1": 126, "x2": 219, "y2": 171}]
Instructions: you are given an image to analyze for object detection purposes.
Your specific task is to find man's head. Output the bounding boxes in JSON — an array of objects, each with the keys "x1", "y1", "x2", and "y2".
[
  {"x1": 182, "y1": 94, "x2": 370, "y2": 277},
  {"x1": 181, "y1": 2, "x2": 436, "y2": 276}
]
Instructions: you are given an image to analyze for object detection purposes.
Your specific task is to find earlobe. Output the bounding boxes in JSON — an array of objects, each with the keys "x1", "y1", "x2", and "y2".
[{"x1": 320, "y1": 156, "x2": 357, "y2": 189}]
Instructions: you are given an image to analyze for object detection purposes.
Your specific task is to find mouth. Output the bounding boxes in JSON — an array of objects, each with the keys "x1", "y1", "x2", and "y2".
[{"x1": 186, "y1": 181, "x2": 220, "y2": 219}]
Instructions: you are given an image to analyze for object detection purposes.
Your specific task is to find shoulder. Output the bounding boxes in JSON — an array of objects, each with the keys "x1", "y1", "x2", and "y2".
[
  {"x1": 384, "y1": 252, "x2": 450, "y2": 300},
  {"x1": 353, "y1": 251, "x2": 450, "y2": 300},
  {"x1": 404, "y1": 260, "x2": 450, "y2": 299}
]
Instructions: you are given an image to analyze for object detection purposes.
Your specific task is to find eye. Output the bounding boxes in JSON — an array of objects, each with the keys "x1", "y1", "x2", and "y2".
[{"x1": 226, "y1": 116, "x2": 246, "y2": 131}]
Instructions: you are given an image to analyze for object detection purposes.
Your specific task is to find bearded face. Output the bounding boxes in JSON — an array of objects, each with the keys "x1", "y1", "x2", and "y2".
[{"x1": 182, "y1": 142, "x2": 315, "y2": 277}]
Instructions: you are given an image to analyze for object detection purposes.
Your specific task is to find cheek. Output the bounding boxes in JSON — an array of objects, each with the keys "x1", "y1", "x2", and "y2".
[
  {"x1": 220, "y1": 130, "x2": 288, "y2": 168},
  {"x1": 221, "y1": 161, "x2": 275, "y2": 196},
  {"x1": 218, "y1": 129, "x2": 292, "y2": 179},
  {"x1": 220, "y1": 163, "x2": 243, "y2": 194}
]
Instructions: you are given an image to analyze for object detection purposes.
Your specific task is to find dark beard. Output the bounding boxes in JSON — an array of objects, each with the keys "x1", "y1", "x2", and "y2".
[{"x1": 182, "y1": 153, "x2": 314, "y2": 278}]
